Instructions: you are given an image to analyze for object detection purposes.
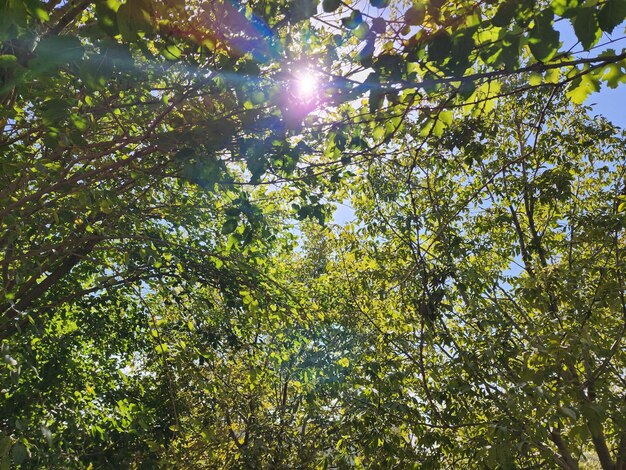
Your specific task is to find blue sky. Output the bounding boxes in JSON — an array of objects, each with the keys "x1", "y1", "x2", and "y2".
[{"x1": 587, "y1": 86, "x2": 626, "y2": 126}]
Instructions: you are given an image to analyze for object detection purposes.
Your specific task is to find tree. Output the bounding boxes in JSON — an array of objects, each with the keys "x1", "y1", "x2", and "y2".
[
  {"x1": 2, "y1": 0, "x2": 626, "y2": 339},
  {"x1": 330, "y1": 89, "x2": 626, "y2": 468},
  {"x1": 3, "y1": 89, "x2": 625, "y2": 468},
  {"x1": 1, "y1": 0, "x2": 626, "y2": 467}
]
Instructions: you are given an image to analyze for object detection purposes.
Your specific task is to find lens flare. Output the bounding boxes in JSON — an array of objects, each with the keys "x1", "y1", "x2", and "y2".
[{"x1": 294, "y1": 72, "x2": 318, "y2": 100}]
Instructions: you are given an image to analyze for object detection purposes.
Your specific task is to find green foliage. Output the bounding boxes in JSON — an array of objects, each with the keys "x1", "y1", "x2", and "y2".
[
  {"x1": 598, "y1": 0, "x2": 626, "y2": 33},
  {"x1": 1, "y1": 0, "x2": 626, "y2": 468},
  {"x1": 572, "y1": 7, "x2": 601, "y2": 50}
]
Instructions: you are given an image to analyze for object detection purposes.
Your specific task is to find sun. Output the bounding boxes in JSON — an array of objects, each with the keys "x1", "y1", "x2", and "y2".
[{"x1": 294, "y1": 71, "x2": 319, "y2": 100}]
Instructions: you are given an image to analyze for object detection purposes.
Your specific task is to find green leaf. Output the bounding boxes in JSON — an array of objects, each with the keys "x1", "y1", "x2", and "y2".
[
  {"x1": 222, "y1": 218, "x2": 238, "y2": 235},
  {"x1": 370, "y1": 0, "x2": 390, "y2": 7},
  {"x1": 439, "y1": 110, "x2": 453, "y2": 126},
  {"x1": 551, "y1": 0, "x2": 579, "y2": 17},
  {"x1": 291, "y1": 0, "x2": 318, "y2": 21},
  {"x1": 572, "y1": 8, "x2": 601, "y2": 49},
  {"x1": 33, "y1": 36, "x2": 84, "y2": 69},
  {"x1": 0, "y1": 55, "x2": 17, "y2": 68},
  {"x1": 558, "y1": 406, "x2": 577, "y2": 420},
  {"x1": 337, "y1": 357, "x2": 350, "y2": 367},
  {"x1": 597, "y1": 0, "x2": 626, "y2": 33},
  {"x1": 566, "y1": 72, "x2": 600, "y2": 104},
  {"x1": 41, "y1": 98, "x2": 71, "y2": 128},
  {"x1": 428, "y1": 33, "x2": 452, "y2": 64},
  {"x1": 354, "y1": 22, "x2": 370, "y2": 40},
  {"x1": 161, "y1": 44, "x2": 182, "y2": 60},
  {"x1": 100, "y1": 200, "x2": 113, "y2": 214},
  {"x1": 404, "y1": 5, "x2": 425, "y2": 25},
  {"x1": 11, "y1": 442, "x2": 27, "y2": 465},
  {"x1": 372, "y1": 125, "x2": 384, "y2": 141},
  {"x1": 369, "y1": 90, "x2": 383, "y2": 114},
  {"x1": 580, "y1": 403, "x2": 604, "y2": 434},
  {"x1": 492, "y1": 0, "x2": 516, "y2": 27},
  {"x1": 0, "y1": 436, "x2": 11, "y2": 458},
  {"x1": 342, "y1": 10, "x2": 363, "y2": 29},
  {"x1": 431, "y1": 118, "x2": 446, "y2": 137},
  {"x1": 79, "y1": 56, "x2": 112, "y2": 91},
  {"x1": 70, "y1": 113, "x2": 89, "y2": 131},
  {"x1": 529, "y1": 11, "x2": 560, "y2": 61},
  {"x1": 116, "y1": 0, "x2": 153, "y2": 41},
  {"x1": 322, "y1": 0, "x2": 341, "y2": 12},
  {"x1": 529, "y1": 72, "x2": 543, "y2": 86},
  {"x1": 95, "y1": 0, "x2": 121, "y2": 36},
  {"x1": 601, "y1": 61, "x2": 626, "y2": 88},
  {"x1": 371, "y1": 17, "x2": 386, "y2": 34},
  {"x1": 30, "y1": 4, "x2": 49, "y2": 21},
  {"x1": 357, "y1": 40, "x2": 375, "y2": 65},
  {"x1": 0, "y1": 436, "x2": 11, "y2": 470}
]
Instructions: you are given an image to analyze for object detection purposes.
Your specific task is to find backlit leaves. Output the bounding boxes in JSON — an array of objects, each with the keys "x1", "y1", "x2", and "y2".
[
  {"x1": 116, "y1": 0, "x2": 154, "y2": 41},
  {"x1": 572, "y1": 7, "x2": 601, "y2": 50},
  {"x1": 322, "y1": 0, "x2": 340, "y2": 12},
  {"x1": 528, "y1": 10, "x2": 560, "y2": 61},
  {"x1": 1, "y1": 0, "x2": 626, "y2": 468},
  {"x1": 598, "y1": 0, "x2": 626, "y2": 33}
]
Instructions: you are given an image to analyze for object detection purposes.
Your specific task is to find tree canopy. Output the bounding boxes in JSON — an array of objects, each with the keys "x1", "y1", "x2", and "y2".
[{"x1": 1, "y1": 0, "x2": 626, "y2": 468}]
